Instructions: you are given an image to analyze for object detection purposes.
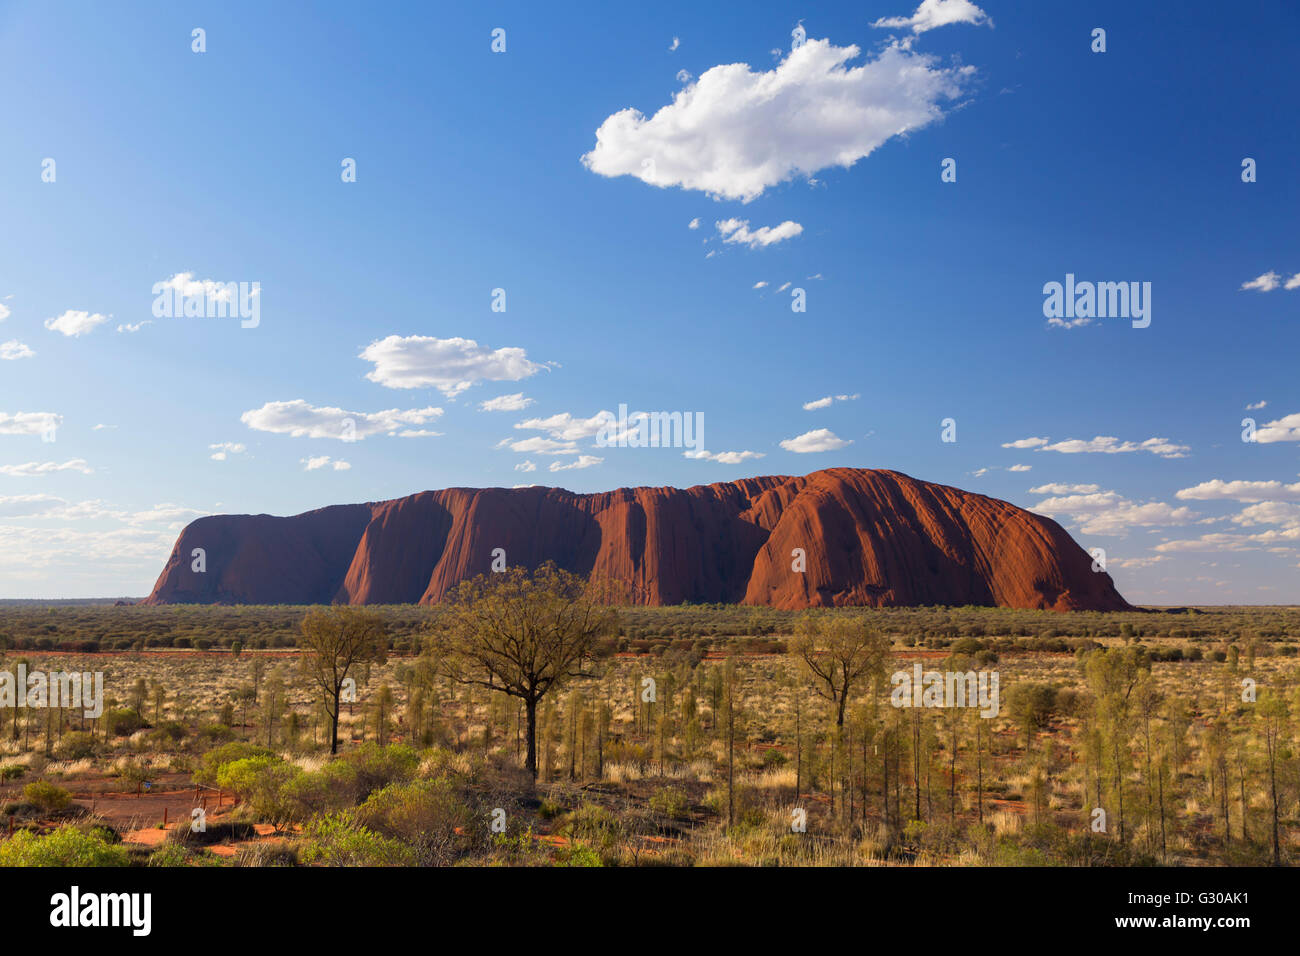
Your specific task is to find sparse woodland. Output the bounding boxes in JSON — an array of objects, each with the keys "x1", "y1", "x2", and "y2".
[{"x1": 0, "y1": 583, "x2": 1296, "y2": 867}]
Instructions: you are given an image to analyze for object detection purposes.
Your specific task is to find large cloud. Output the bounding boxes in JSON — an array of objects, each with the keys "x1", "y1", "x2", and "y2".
[
  {"x1": 241, "y1": 400, "x2": 443, "y2": 440},
  {"x1": 581, "y1": 38, "x2": 973, "y2": 202},
  {"x1": 360, "y1": 335, "x2": 542, "y2": 396}
]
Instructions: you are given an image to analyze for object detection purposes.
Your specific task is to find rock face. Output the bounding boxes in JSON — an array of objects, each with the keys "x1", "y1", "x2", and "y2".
[{"x1": 143, "y1": 468, "x2": 1131, "y2": 611}]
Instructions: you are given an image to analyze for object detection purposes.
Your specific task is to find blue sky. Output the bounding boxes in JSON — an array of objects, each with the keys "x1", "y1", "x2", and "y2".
[{"x1": 1, "y1": 0, "x2": 1297, "y2": 602}]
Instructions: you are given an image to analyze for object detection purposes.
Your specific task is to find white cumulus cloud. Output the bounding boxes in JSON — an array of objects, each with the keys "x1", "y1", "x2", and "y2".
[
  {"x1": 0, "y1": 412, "x2": 62, "y2": 437},
  {"x1": 0, "y1": 459, "x2": 94, "y2": 478},
  {"x1": 359, "y1": 335, "x2": 542, "y2": 396},
  {"x1": 716, "y1": 218, "x2": 804, "y2": 248},
  {"x1": 241, "y1": 400, "x2": 443, "y2": 440},
  {"x1": 872, "y1": 0, "x2": 992, "y2": 34},
  {"x1": 209, "y1": 442, "x2": 246, "y2": 461},
  {"x1": 1254, "y1": 412, "x2": 1300, "y2": 443},
  {"x1": 684, "y1": 449, "x2": 765, "y2": 464},
  {"x1": 44, "y1": 310, "x2": 109, "y2": 337},
  {"x1": 779, "y1": 428, "x2": 851, "y2": 453},
  {"x1": 1004, "y1": 435, "x2": 1188, "y2": 459},
  {"x1": 581, "y1": 38, "x2": 973, "y2": 202},
  {"x1": 302, "y1": 456, "x2": 351, "y2": 472},
  {"x1": 480, "y1": 393, "x2": 535, "y2": 412},
  {"x1": 549, "y1": 455, "x2": 603, "y2": 472}
]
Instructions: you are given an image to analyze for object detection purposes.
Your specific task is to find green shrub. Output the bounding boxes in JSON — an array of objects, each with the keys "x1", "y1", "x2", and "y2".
[
  {"x1": 23, "y1": 780, "x2": 72, "y2": 812},
  {"x1": 648, "y1": 786, "x2": 691, "y2": 820},
  {"x1": 0, "y1": 825, "x2": 129, "y2": 867},
  {"x1": 193, "y1": 742, "x2": 274, "y2": 787},
  {"x1": 339, "y1": 743, "x2": 420, "y2": 801},
  {"x1": 354, "y1": 779, "x2": 478, "y2": 865},
  {"x1": 53, "y1": 731, "x2": 97, "y2": 760},
  {"x1": 215, "y1": 756, "x2": 302, "y2": 827},
  {"x1": 297, "y1": 814, "x2": 416, "y2": 866}
]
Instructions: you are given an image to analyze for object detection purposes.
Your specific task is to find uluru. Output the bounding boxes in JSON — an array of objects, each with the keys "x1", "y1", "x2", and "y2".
[{"x1": 142, "y1": 467, "x2": 1131, "y2": 611}]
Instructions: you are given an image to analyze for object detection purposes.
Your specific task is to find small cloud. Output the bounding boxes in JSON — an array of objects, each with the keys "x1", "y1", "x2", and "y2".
[
  {"x1": 0, "y1": 459, "x2": 94, "y2": 477},
  {"x1": 716, "y1": 218, "x2": 803, "y2": 249},
  {"x1": 0, "y1": 302, "x2": 9, "y2": 321},
  {"x1": 1241, "y1": 271, "x2": 1281, "y2": 292},
  {"x1": 779, "y1": 428, "x2": 851, "y2": 453},
  {"x1": 92, "y1": 424, "x2": 117, "y2": 431},
  {"x1": 116, "y1": 321, "x2": 152, "y2": 333},
  {"x1": 676, "y1": 69, "x2": 693, "y2": 84},
  {"x1": 480, "y1": 393, "x2": 534, "y2": 413},
  {"x1": 1008, "y1": 464, "x2": 1032, "y2": 472},
  {"x1": 499, "y1": 436, "x2": 580, "y2": 456},
  {"x1": 1245, "y1": 400, "x2": 1267, "y2": 411},
  {"x1": 1029, "y1": 483, "x2": 1100, "y2": 495},
  {"x1": 1047, "y1": 316, "x2": 1093, "y2": 329},
  {"x1": 684, "y1": 449, "x2": 765, "y2": 464},
  {"x1": 241, "y1": 400, "x2": 443, "y2": 440},
  {"x1": 302, "y1": 456, "x2": 351, "y2": 472},
  {"x1": 872, "y1": 0, "x2": 992, "y2": 34},
  {"x1": 753, "y1": 281, "x2": 769, "y2": 289},
  {"x1": 0, "y1": 341, "x2": 34, "y2": 360},
  {"x1": 514, "y1": 460, "x2": 537, "y2": 473},
  {"x1": 1286, "y1": 273, "x2": 1300, "y2": 290},
  {"x1": 359, "y1": 334, "x2": 542, "y2": 396},
  {"x1": 669, "y1": 36, "x2": 679, "y2": 52},
  {"x1": 688, "y1": 217, "x2": 701, "y2": 230},
  {"x1": 803, "y1": 393, "x2": 858, "y2": 411},
  {"x1": 45, "y1": 310, "x2": 110, "y2": 337},
  {"x1": 0, "y1": 412, "x2": 62, "y2": 437},
  {"x1": 549, "y1": 455, "x2": 603, "y2": 472},
  {"x1": 209, "y1": 442, "x2": 246, "y2": 461}
]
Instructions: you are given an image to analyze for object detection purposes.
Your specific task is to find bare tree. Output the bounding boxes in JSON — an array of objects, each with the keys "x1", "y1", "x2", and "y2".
[
  {"x1": 788, "y1": 614, "x2": 889, "y2": 729},
  {"x1": 298, "y1": 606, "x2": 388, "y2": 755},
  {"x1": 431, "y1": 563, "x2": 616, "y2": 780}
]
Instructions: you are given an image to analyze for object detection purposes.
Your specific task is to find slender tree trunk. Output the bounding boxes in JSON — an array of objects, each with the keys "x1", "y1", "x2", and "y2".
[
  {"x1": 525, "y1": 697, "x2": 539, "y2": 780},
  {"x1": 1268, "y1": 737, "x2": 1280, "y2": 865}
]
